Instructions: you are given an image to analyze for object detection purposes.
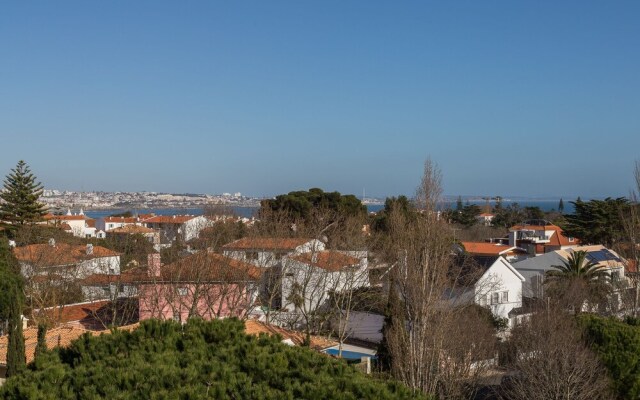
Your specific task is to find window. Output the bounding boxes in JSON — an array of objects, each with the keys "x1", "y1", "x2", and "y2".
[
  {"x1": 172, "y1": 313, "x2": 181, "y2": 322},
  {"x1": 501, "y1": 291, "x2": 509, "y2": 303},
  {"x1": 611, "y1": 270, "x2": 620, "y2": 282},
  {"x1": 491, "y1": 292, "x2": 499, "y2": 305},
  {"x1": 246, "y1": 252, "x2": 259, "y2": 261},
  {"x1": 177, "y1": 287, "x2": 188, "y2": 296}
]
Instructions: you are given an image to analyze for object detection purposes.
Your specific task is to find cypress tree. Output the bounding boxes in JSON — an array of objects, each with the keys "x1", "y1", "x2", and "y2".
[
  {"x1": 0, "y1": 160, "x2": 47, "y2": 225},
  {"x1": 6, "y1": 284, "x2": 25, "y2": 377},
  {"x1": 559, "y1": 198, "x2": 564, "y2": 213},
  {"x1": 0, "y1": 237, "x2": 26, "y2": 377},
  {"x1": 34, "y1": 324, "x2": 48, "y2": 361}
]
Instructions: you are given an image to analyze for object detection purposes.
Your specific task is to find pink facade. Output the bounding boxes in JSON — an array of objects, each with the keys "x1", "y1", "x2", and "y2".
[
  {"x1": 137, "y1": 252, "x2": 261, "y2": 322},
  {"x1": 138, "y1": 282, "x2": 256, "y2": 322}
]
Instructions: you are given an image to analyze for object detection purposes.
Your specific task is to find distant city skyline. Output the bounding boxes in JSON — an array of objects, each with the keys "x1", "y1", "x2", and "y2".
[{"x1": 2, "y1": 2, "x2": 639, "y2": 198}]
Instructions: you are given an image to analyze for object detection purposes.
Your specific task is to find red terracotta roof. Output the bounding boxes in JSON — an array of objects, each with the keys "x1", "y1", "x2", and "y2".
[
  {"x1": 223, "y1": 237, "x2": 313, "y2": 251},
  {"x1": 144, "y1": 215, "x2": 196, "y2": 224},
  {"x1": 35, "y1": 300, "x2": 111, "y2": 324},
  {"x1": 103, "y1": 217, "x2": 139, "y2": 223},
  {"x1": 244, "y1": 320, "x2": 336, "y2": 350},
  {"x1": 13, "y1": 243, "x2": 120, "y2": 266},
  {"x1": 0, "y1": 326, "x2": 96, "y2": 365},
  {"x1": 461, "y1": 242, "x2": 524, "y2": 256},
  {"x1": 109, "y1": 225, "x2": 156, "y2": 234},
  {"x1": 289, "y1": 251, "x2": 360, "y2": 272},
  {"x1": 144, "y1": 252, "x2": 262, "y2": 282}
]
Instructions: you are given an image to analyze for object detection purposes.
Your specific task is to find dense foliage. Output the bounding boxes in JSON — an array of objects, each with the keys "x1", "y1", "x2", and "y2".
[
  {"x1": 563, "y1": 197, "x2": 630, "y2": 247},
  {"x1": 0, "y1": 237, "x2": 26, "y2": 376},
  {"x1": 0, "y1": 318, "x2": 421, "y2": 399},
  {"x1": 581, "y1": 315, "x2": 640, "y2": 399},
  {"x1": 0, "y1": 160, "x2": 47, "y2": 225},
  {"x1": 261, "y1": 188, "x2": 366, "y2": 221}
]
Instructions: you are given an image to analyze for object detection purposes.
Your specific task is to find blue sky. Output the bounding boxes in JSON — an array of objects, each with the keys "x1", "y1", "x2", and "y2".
[{"x1": 1, "y1": 1, "x2": 639, "y2": 199}]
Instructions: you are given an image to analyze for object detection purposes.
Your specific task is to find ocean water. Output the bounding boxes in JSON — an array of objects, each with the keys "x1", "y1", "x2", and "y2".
[{"x1": 83, "y1": 200, "x2": 570, "y2": 220}]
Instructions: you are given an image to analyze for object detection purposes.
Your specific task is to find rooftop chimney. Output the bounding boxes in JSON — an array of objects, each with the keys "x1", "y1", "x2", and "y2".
[
  {"x1": 148, "y1": 253, "x2": 161, "y2": 277},
  {"x1": 86, "y1": 243, "x2": 93, "y2": 255},
  {"x1": 48, "y1": 238, "x2": 56, "y2": 247}
]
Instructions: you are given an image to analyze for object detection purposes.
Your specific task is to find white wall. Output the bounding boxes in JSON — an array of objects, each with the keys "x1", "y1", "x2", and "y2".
[{"x1": 474, "y1": 257, "x2": 524, "y2": 320}]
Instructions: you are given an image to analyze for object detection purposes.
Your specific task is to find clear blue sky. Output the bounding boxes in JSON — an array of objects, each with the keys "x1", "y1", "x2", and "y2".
[{"x1": 1, "y1": 1, "x2": 639, "y2": 199}]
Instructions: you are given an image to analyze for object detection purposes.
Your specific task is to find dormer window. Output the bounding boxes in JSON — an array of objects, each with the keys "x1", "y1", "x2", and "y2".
[{"x1": 568, "y1": 237, "x2": 574, "y2": 242}]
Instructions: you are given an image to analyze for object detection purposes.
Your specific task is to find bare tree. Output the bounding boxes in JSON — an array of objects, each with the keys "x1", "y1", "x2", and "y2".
[
  {"x1": 382, "y1": 159, "x2": 497, "y2": 398},
  {"x1": 499, "y1": 307, "x2": 612, "y2": 400}
]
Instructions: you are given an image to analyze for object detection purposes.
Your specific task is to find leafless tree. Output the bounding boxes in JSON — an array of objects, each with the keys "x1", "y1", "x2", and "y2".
[
  {"x1": 382, "y1": 158, "x2": 497, "y2": 399},
  {"x1": 498, "y1": 307, "x2": 612, "y2": 400}
]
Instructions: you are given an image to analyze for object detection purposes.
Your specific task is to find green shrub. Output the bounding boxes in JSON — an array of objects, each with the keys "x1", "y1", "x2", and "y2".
[{"x1": 0, "y1": 318, "x2": 421, "y2": 399}]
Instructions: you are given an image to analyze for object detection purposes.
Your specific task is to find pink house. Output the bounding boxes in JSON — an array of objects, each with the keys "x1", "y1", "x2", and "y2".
[{"x1": 138, "y1": 252, "x2": 262, "y2": 322}]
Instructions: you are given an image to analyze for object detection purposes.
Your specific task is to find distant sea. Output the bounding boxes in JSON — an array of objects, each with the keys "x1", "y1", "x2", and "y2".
[{"x1": 83, "y1": 200, "x2": 571, "y2": 220}]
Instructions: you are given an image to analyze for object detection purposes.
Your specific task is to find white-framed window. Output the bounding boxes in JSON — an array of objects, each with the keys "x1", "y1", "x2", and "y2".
[
  {"x1": 501, "y1": 291, "x2": 509, "y2": 303},
  {"x1": 177, "y1": 287, "x2": 188, "y2": 296},
  {"x1": 491, "y1": 292, "x2": 499, "y2": 305}
]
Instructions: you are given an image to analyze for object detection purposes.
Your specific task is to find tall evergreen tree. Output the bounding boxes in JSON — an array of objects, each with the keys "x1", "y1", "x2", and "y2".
[
  {"x1": 34, "y1": 324, "x2": 48, "y2": 362},
  {"x1": 559, "y1": 198, "x2": 565, "y2": 213},
  {"x1": 1, "y1": 237, "x2": 26, "y2": 376},
  {"x1": 6, "y1": 284, "x2": 25, "y2": 377},
  {"x1": 455, "y1": 195, "x2": 463, "y2": 211},
  {"x1": 0, "y1": 160, "x2": 47, "y2": 224}
]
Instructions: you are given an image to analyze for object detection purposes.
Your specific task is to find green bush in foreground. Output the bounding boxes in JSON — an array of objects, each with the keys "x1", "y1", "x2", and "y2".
[
  {"x1": 0, "y1": 318, "x2": 421, "y2": 399},
  {"x1": 581, "y1": 314, "x2": 640, "y2": 399}
]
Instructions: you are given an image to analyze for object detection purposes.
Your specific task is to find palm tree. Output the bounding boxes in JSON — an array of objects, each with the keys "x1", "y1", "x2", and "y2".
[{"x1": 545, "y1": 251, "x2": 611, "y2": 314}]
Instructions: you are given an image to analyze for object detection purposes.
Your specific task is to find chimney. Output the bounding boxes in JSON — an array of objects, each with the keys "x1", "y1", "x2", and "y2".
[
  {"x1": 8, "y1": 240, "x2": 16, "y2": 248},
  {"x1": 86, "y1": 243, "x2": 94, "y2": 255},
  {"x1": 508, "y1": 231, "x2": 518, "y2": 247},
  {"x1": 48, "y1": 238, "x2": 56, "y2": 247},
  {"x1": 148, "y1": 253, "x2": 161, "y2": 277}
]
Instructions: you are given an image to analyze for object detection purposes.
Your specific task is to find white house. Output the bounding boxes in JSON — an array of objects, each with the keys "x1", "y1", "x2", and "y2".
[
  {"x1": 44, "y1": 210, "x2": 98, "y2": 238},
  {"x1": 476, "y1": 213, "x2": 495, "y2": 226},
  {"x1": 13, "y1": 241, "x2": 121, "y2": 279},
  {"x1": 449, "y1": 256, "x2": 525, "y2": 324},
  {"x1": 96, "y1": 216, "x2": 145, "y2": 232},
  {"x1": 505, "y1": 220, "x2": 579, "y2": 256},
  {"x1": 222, "y1": 237, "x2": 325, "y2": 268},
  {"x1": 143, "y1": 215, "x2": 212, "y2": 242},
  {"x1": 280, "y1": 250, "x2": 369, "y2": 314},
  {"x1": 513, "y1": 245, "x2": 627, "y2": 298}
]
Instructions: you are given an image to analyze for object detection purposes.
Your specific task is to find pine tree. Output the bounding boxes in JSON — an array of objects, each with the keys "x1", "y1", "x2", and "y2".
[
  {"x1": 559, "y1": 198, "x2": 564, "y2": 213},
  {"x1": 0, "y1": 160, "x2": 47, "y2": 225}
]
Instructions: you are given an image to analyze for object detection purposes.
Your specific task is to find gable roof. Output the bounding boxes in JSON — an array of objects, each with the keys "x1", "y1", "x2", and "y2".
[
  {"x1": 13, "y1": 243, "x2": 120, "y2": 266},
  {"x1": 145, "y1": 252, "x2": 262, "y2": 283},
  {"x1": 222, "y1": 237, "x2": 314, "y2": 251},
  {"x1": 289, "y1": 251, "x2": 360, "y2": 272}
]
